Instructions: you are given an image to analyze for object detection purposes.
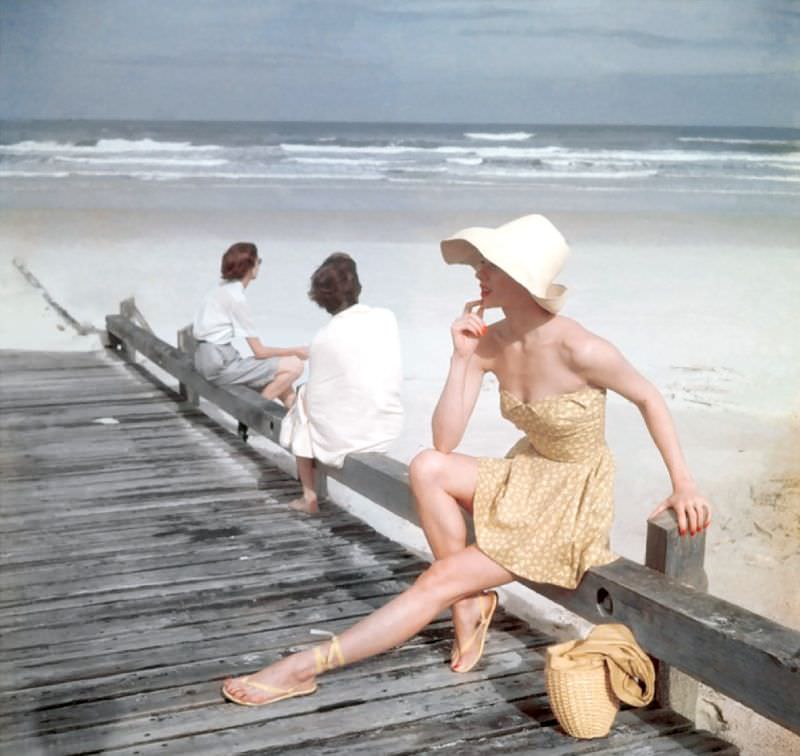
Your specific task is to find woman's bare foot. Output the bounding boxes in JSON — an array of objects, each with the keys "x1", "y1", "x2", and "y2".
[
  {"x1": 222, "y1": 651, "x2": 316, "y2": 705},
  {"x1": 450, "y1": 592, "x2": 497, "y2": 672},
  {"x1": 288, "y1": 495, "x2": 319, "y2": 515}
]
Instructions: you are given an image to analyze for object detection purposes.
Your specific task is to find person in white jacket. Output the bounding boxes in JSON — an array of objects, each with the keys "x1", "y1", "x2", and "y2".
[{"x1": 280, "y1": 253, "x2": 404, "y2": 514}]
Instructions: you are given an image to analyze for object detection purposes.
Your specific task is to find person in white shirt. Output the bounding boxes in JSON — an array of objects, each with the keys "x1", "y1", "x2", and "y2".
[
  {"x1": 193, "y1": 242, "x2": 308, "y2": 407},
  {"x1": 280, "y1": 253, "x2": 404, "y2": 513}
]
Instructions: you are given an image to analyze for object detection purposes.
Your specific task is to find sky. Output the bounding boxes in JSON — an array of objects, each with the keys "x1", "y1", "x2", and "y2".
[{"x1": 1, "y1": 0, "x2": 798, "y2": 126}]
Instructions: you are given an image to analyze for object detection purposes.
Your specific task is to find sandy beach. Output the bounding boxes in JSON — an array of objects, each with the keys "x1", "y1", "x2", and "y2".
[{"x1": 2, "y1": 180, "x2": 798, "y2": 752}]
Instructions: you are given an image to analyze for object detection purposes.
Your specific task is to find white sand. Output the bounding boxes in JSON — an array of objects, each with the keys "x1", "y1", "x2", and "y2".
[{"x1": 1, "y1": 201, "x2": 798, "y2": 754}]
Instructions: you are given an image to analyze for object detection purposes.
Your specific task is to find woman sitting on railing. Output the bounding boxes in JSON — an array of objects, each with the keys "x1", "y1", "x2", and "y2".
[
  {"x1": 192, "y1": 242, "x2": 308, "y2": 408},
  {"x1": 279, "y1": 252, "x2": 404, "y2": 514},
  {"x1": 222, "y1": 214, "x2": 711, "y2": 706}
]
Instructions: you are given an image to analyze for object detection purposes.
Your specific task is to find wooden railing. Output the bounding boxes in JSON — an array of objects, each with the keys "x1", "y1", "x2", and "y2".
[{"x1": 106, "y1": 304, "x2": 800, "y2": 735}]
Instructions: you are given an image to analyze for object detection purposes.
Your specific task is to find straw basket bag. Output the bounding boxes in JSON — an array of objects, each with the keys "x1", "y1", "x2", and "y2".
[{"x1": 545, "y1": 641, "x2": 620, "y2": 738}]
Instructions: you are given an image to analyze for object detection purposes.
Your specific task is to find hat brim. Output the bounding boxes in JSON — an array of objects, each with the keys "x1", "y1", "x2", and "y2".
[{"x1": 440, "y1": 234, "x2": 568, "y2": 314}]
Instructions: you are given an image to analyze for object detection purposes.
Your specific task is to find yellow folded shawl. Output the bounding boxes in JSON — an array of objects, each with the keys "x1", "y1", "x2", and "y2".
[{"x1": 546, "y1": 623, "x2": 655, "y2": 707}]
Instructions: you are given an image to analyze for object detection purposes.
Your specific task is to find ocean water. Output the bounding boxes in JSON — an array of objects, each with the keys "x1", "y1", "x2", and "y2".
[{"x1": 1, "y1": 120, "x2": 799, "y2": 215}]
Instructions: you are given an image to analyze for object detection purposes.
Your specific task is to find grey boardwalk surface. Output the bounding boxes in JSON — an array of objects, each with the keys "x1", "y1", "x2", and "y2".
[{"x1": 0, "y1": 350, "x2": 738, "y2": 755}]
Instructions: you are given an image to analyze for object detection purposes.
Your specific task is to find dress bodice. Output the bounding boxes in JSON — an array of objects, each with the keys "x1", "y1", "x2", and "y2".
[{"x1": 499, "y1": 385, "x2": 608, "y2": 463}]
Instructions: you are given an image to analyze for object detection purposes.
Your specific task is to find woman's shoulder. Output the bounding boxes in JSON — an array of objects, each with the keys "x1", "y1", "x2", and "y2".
[
  {"x1": 211, "y1": 279, "x2": 245, "y2": 300},
  {"x1": 338, "y1": 304, "x2": 398, "y2": 325},
  {"x1": 557, "y1": 317, "x2": 619, "y2": 369},
  {"x1": 366, "y1": 305, "x2": 398, "y2": 323}
]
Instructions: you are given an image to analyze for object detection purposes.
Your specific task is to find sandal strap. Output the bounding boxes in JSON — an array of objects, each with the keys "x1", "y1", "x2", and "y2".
[
  {"x1": 457, "y1": 593, "x2": 495, "y2": 656},
  {"x1": 327, "y1": 635, "x2": 345, "y2": 668},
  {"x1": 311, "y1": 630, "x2": 346, "y2": 674},
  {"x1": 240, "y1": 675, "x2": 303, "y2": 696}
]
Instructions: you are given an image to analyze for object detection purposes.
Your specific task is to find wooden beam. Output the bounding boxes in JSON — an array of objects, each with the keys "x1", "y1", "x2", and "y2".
[
  {"x1": 106, "y1": 315, "x2": 287, "y2": 442},
  {"x1": 104, "y1": 312, "x2": 800, "y2": 734},
  {"x1": 175, "y1": 326, "x2": 199, "y2": 407}
]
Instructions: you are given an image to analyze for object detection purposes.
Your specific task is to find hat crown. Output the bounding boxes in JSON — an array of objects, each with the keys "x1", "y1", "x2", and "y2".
[
  {"x1": 440, "y1": 213, "x2": 570, "y2": 313},
  {"x1": 490, "y1": 214, "x2": 568, "y2": 292}
]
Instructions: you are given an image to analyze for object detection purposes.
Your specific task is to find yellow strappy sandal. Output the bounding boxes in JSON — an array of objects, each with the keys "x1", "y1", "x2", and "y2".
[
  {"x1": 221, "y1": 630, "x2": 345, "y2": 707},
  {"x1": 221, "y1": 675, "x2": 318, "y2": 707},
  {"x1": 451, "y1": 591, "x2": 498, "y2": 673}
]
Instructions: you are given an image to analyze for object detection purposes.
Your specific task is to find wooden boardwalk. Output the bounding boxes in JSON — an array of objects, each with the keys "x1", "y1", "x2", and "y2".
[{"x1": 0, "y1": 350, "x2": 738, "y2": 755}]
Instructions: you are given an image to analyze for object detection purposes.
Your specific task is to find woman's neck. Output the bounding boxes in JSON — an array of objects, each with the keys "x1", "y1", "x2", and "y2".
[{"x1": 500, "y1": 301, "x2": 553, "y2": 341}]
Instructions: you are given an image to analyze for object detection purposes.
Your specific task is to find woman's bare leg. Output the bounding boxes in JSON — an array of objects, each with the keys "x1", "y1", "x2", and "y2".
[
  {"x1": 408, "y1": 449, "x2": 486, "y2": 670},
  {"x1": 261, "y1": 356, "x2": 303, "y2": 408},
  {"x1": 222, "y1": 545, "x2": 514, "y2": 704},
  {"x1": 288, "y1": 456, "x2": 319, "y2": 514}
]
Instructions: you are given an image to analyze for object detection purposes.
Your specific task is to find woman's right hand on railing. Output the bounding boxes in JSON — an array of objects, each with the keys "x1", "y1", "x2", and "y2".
[{"x1": 451, "y1": 300, "x2": 486, "y2": 359}]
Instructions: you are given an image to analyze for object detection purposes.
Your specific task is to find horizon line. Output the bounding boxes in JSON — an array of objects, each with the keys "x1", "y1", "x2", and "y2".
[{"x1": 1, "y1": 117, "x2": 798, "y2": 131}]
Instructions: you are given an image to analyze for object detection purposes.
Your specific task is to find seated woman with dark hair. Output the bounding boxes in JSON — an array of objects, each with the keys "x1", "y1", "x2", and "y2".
[
  {"x1": 193, "y1": 242, "x2": 308, "y2": 407},
  {"x1": 280, "y1": 253, "x2": 404, "y2": 514}
]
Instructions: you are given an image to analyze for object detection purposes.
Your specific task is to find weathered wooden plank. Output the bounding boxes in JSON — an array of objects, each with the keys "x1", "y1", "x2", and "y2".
[
  {"x1": 0, "y1": 542, "x2": 417, "y2": 617},
  {"x1": 0, "y1": 493, "x2": 366, "y2": 535},
  {"x1": 0, "y1": 628, "x2": 546, "y2": 738},
  {"x1": 0, "y1": 571, "x2": 424, "y2": 636},
  {"x1": 0, "y1": 605, "x2": 546, "y2": 718},
  {"x1": 416, "y1": 713, "x2": 738, "y2": 755},
  {"x1": 1, "y1": 529, "x2": 401, "y2": 582},
  {"x1": 0, "y1": 518, "x2": 387, "y2": 571},
  {"x1": 1, "y1": 666, "x2": 545, "y2": 755},
  {"x1": 278, "y1": 706, "x2": 697, "y2": 756},
  {"x1": 1, "y1": 604, "x2": 529, "y2": 693},
  {"x1": 5, "y1": 576, "x2": 517, "y2": 657},
  {"x1": 0, "y1": 516, "x2": 396, "y2": 572},
  {"x1": 0, "y1": 549, "x2": 422, "y2": 616},
  {"x1": 0, "y1": 561, "x2": 424, "y2": 633}
]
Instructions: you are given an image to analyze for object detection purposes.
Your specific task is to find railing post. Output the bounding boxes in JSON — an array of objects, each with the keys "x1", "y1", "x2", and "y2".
[
  {"x1": 115, "y1": 298, "x2": 139, "y2": 363},
  {"x1": 646, "y1": 510, "x2": 708, "y2": 720},
  {"x1": 176, "y1": 325, "x2": 199, "y2": 406}
]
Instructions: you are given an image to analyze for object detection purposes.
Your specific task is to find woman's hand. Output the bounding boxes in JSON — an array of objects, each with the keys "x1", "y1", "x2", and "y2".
[
  {"x1": 451, "y1": 300, "x2": 487, "y2": 359},
  {"x1": 649, "y1": 485, "x2": 711, "y2": 536},
  {"x1": 293, "y1": 346, "x2": 310, "y2": 360}
]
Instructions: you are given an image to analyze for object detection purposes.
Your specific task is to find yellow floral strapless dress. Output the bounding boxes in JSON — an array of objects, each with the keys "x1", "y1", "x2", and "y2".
[{"x1": 473, "y1": 386, "x2": 617, "y2": 589}]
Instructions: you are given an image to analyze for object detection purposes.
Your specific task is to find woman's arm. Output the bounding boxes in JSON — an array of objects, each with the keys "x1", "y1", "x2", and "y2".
[
  {"x1": 572, "y1": 335, "x2": 711, "y2": 535},
  {"x1": 432, "y1": 301, "x2": 487, "y2": 453},
  {"x1": 231, "y1": 295, "x2": 308, "y2": 361},
  {"x1": 246, "y1": 337, "x2": 309, "y2": 361}
]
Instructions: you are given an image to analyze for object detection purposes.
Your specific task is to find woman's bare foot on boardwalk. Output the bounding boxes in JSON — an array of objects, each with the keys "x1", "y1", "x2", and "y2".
[
  {"x1": 288, "y1": 495, "x2": 319, "y2": 515},
  {"x1": 450, "y1": 594, "x2": 487, "y2": 671},
  {"x1": 222, "y1": 653, "x2": 315, "y2": 705}
]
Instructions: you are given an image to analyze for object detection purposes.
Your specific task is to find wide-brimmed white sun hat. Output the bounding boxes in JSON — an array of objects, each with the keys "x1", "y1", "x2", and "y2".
[{"x1": 440, "y1": 214, "x2": 570, "y2": 313}]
